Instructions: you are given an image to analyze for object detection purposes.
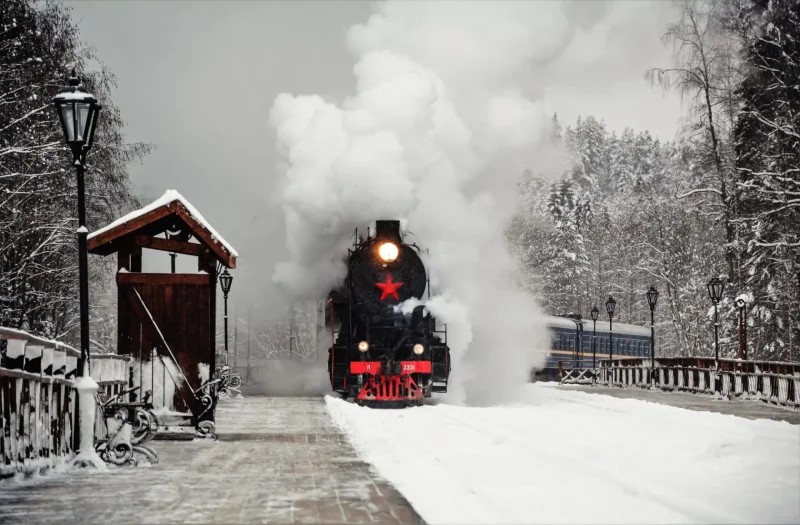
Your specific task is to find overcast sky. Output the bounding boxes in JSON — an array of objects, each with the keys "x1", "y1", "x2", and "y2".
[{"x1": 67, "y1": 0, "x2": 684, "y2": 314}]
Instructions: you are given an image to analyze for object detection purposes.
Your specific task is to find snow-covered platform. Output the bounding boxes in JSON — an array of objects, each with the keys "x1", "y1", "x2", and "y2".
[
  {"x1": 0, "y1": 397, "x2": 422, "y2": 524},
  {"x1": 557, "y1": 384, "x2": 800, "y2": 424}
]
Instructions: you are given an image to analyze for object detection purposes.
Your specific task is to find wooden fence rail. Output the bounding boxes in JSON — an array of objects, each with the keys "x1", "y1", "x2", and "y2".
[
  {"x1": 1, "y1": 327, "x2": 131, "y2": 479},
  {"x1": 560, "y1": 356, "x2": 800, "y2": 410}
]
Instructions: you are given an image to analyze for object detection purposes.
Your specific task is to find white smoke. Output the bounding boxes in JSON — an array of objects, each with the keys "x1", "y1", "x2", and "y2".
[{"x1": 268, "y1": 1, "x2": 593, "y2": 405}]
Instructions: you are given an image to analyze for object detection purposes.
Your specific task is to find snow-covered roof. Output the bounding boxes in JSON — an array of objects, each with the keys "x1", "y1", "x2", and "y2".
[{"x1": 88, "y1": 189, "x2": 237, "y2": 263}]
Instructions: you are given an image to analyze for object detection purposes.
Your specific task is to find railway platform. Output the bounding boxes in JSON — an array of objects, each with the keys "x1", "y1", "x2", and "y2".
[
  {"x1": 557, "y1": 384, "x2": 800, "y2": 424},
  {"x1": 0, "y1": 396, "x2": 422, "y2": 525}
]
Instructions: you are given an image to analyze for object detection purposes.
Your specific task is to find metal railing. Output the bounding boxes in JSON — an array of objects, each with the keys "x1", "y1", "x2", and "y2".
[
  {"x1": 1, "y1": 327, "x2": 79, "y2": 478},
  {"x1": 557, "y1": 360, "x2": 598, "y2": 385},
  {"x1": 561, "y1": 356, "x2": 800, "y2": 410},
  {"x1": 1, "y1": 327, "x2": 132, "y2": 478}
]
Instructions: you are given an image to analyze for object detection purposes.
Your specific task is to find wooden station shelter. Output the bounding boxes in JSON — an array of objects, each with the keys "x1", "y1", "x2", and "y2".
[{"x1": 88, "y1": 190, "x2": 237, "y2": 414}]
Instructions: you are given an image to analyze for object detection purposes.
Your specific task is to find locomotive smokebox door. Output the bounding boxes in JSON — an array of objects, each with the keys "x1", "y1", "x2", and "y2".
[{"x1": 375, "y1": 220, "x2": 401, "y2": 241}]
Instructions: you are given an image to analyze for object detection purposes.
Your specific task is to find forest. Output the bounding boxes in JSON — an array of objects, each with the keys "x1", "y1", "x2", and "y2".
[
  {"x1": 1, "y1": 0, "x2": 797, "y2": 362},
  {"x1": 509, "y1": 0, "x2": 798, "y2": 361}
]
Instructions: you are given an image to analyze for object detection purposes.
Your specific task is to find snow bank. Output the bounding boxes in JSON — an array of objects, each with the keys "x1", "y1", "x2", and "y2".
[{"x1": 326, "y1": 385, "x2": 800, "y2": 524}]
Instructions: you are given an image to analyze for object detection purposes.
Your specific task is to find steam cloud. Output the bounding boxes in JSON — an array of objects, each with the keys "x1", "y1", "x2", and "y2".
[{"x1": 268, "y1": 1, "x2": 588, "y2": 405}]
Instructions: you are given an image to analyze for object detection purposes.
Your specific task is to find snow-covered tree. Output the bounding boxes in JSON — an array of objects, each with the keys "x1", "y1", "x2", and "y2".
[
  {"x1": 733, "y1": 0, "x2": 800, "y2": 360},
  {"x1": 0, "y1": 0, "x2": 149, "y2": 343}
]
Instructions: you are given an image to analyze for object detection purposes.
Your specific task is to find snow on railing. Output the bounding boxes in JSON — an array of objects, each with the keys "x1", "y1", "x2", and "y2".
[
  {"x1": 0, "y1": 327, "x2": 131, "y2": 479},
  {"x1": 579, "y1": 357, "x2": 800, "y2": 410}
]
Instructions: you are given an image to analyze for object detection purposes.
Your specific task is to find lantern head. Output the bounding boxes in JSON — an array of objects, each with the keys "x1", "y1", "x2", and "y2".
[
  {"x1": 52, "y1": 70, "x2": 101, "y2": 160},
  {"x1": 707, "y1": 277, "x2": 725, "y2": 305},
  {"x1": 220, "y1": 269, "x2": 233, "y2": 296},
  {"x1": 605, "y1": 295, "x2": 617, "y2": 317},
  {"x1": 646, "y1": 285, "x2": 659, "y2": 310},
  {"x1": 590, "y1": 306, "x2": 599, "y2": 322}
]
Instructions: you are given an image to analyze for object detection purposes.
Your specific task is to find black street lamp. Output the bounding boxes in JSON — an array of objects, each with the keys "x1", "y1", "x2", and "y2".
[
  {"x1": 605, "y1": 295, "x2": 616, "y2": 383},
  {"x1": 707, "y1": 277, "x2": 725, "y2": 364},
  {"x1": 220, "y1": 269, "x2": 233, "y2": 366},
  {"x1": 590, "y1": 306, "x2": 599, "y2": 385},
  {"x1": 646, "y1": 285, "x2": 659, "y2": 385},
  {"x1": 53, "y1": 71, "x2": 101, "y2": 377},
  {"x1": 735, "y1": 296, "x2": 748, "y2": 361}
]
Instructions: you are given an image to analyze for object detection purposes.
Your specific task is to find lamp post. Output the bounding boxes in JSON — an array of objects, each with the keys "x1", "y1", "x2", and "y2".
[
  {"x1": 707, "y1": 277, "x2": 726, "y2": 365},
  {"x1": 590, "y1": 306, "x2": 599, "y2": 385},
  {"x1": 605, "y1": 296, "x2": 616, "y2": 384},
  {"x1": 170, "y1": 252, "x2": 176, "y2": 273},
  {"x1": 735, "y1": 296, "x2": 747, "y2": 361},
  {"x1": 53, "y1": 70, "x2": 101, "y2": 377},
  {"x1": 646, "y1": 285, "x2": 659, "y2": 386},
  {"x1": 220, "y1": 269, "x2": 233, "y2": 366},
  {"x1": 53, "y1": 70, "x2": 101, "y2": 461}
]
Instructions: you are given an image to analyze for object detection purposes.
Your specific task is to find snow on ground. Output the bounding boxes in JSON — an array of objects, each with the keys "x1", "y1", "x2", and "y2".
[{"x1": 326, "y1": 384, "x2": 800, "y2": 525}]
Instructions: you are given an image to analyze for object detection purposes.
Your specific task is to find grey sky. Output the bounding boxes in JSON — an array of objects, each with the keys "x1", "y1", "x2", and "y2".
[{"x1": 67, "y1": 0, "x2": 683, "y2": 315}]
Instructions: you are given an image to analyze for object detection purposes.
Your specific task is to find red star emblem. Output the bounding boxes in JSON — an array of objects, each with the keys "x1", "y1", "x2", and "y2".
[{"x1": 375, "y1": 274, "x2": 404, "y2": 301}]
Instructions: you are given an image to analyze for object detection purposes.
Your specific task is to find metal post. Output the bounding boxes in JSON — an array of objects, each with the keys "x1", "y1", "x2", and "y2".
[
  {"x1": 608, "y1": 316, "x2": 613, "y2": 384},
  {"x1": 76, "y1": 159, "x2": 90, "y2": 377},
  {"x1": 592, "y1": 319, "x2": 597, "y2": 384},
  {"x1": 650, "y1": 307, "x2": 656, "y2": 385},
  {"x1": 223, "y1": 293, "x2": 229, "y2": 366},
  {"x1": 73, "y1": 157, "x2": 90, "y2": 453},
  {"x1": 738, "y1": 303, "x2": 747, "y2": 361},
  {"x1": 234, "y1": 311, "x2": 238, "y2": 371},
  {"x1": 170, "y1": 252, "x2": 176, "y2": 273},
  {"x1": 246, "y1": 310, "x2": 251, "y2": 383},
  {"x1": 713, "y1": 303, "x2": 720, "y2": 364}
]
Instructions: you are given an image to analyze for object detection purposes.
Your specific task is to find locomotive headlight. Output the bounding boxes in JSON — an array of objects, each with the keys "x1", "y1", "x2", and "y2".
[
  {"x1": 413, "y1": 344, "x2": 424, "y2": 355},
  {"x1": 378, "y1": 242, "x2": 399, "y2": 262},
  {"x1": 358, "y1": 341, "x2": 369, "y2": 352}
]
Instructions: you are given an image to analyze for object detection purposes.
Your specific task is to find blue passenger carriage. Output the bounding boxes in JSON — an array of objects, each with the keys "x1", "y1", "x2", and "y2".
[{"x1": 533, "y1": 314, "x2": 651, "y2": 381}]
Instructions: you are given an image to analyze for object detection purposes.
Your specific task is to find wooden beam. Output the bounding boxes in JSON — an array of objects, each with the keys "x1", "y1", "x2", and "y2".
[
  {"x1": 88, "y1": 205, "x2": 173, "y2": 253},
  {"x1": 173, "y1": 204, "x2": 237, "y2": 269},
  {"x1": 133, "y1": 235, "x2": 209, "y2": 257},
  {"x1": 117, "y1": 273, "x2": 209, "y2": 286}
]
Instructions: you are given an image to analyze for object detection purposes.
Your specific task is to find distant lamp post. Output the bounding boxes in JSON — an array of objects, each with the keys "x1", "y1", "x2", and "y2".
[
  {"x1": 220, "y1": 269, "x2": 233, "y2": 366},
  {"x1": 707, "y1": 277, "x2": 726, "y2": 364},
  {"x1": 590, "y1": 306, "x2": 599, "y2": 384},
  {"x1": 170, "y1": 252, "x2": 177, "y2": 273},
  {"x1": 605, "y1": 295, "x2": 616, "y2": 383},
  {"x1": 735, "y1": 296, "x2": 748, "y2": 361},
  {"x1": 646, "y1": 285, "x2": 659, "y2": 385},
  {"x1": 53, "y1": 69, "x2": 101, "y2": 378}
]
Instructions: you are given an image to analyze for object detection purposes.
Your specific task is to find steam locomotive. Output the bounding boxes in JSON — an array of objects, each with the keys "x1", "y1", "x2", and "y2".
[{"x1": 326, "y1": 220, "x2": 451, "y2": 407}]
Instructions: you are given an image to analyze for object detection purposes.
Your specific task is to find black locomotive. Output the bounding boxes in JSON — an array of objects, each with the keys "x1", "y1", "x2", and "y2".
[{"x1": 326, "y1": 220, "x2": 451, "y2": 407}]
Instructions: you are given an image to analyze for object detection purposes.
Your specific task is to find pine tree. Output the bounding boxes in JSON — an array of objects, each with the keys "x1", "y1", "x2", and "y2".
[{"x1": 733, "y1": 0, "x2": 800, "y2": 360}]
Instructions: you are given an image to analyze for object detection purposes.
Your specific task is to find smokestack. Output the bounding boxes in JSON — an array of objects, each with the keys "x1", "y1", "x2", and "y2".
[{"x1": 375, "y1": 220, "x2": 401, "y2": 242}]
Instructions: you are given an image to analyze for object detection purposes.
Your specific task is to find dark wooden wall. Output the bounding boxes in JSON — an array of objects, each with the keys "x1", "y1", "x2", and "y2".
[{"x1": 117, "y1": 273, "x2": 211, "y2": 413}]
